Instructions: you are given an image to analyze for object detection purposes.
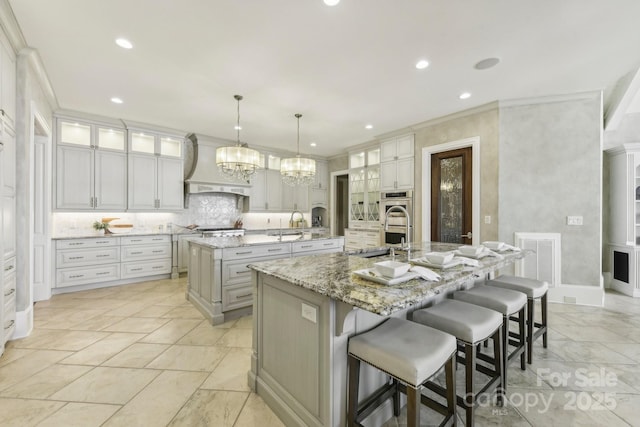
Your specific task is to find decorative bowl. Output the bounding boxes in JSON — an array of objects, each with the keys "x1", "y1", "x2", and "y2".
[
  {"x1": 458, "y1": 245, "x2": 485, "y2": 256},
  {"x1": 423, "y1": 251, "x2": 455, "y2": 265},
  {"x1": 373, "y1": 261, "x2": 411, "y2": 278}
]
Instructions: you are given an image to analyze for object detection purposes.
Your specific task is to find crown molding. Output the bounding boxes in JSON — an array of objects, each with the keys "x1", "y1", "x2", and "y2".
[{"x1": 498, "y1": 90, "x2": 602, "y2": 109}]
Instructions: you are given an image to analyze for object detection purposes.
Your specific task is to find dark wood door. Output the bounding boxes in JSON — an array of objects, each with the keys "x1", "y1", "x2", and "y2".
[{"x1": 431, "y1": 147, "x2": 473, "y2": 244}]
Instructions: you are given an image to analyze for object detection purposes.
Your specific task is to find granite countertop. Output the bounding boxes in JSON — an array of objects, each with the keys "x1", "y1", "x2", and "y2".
[
  {"x1": 186, "y1": 233, "x2": 344, "y2": 249},
  {"x1": 249, "y1": 242, "x2": 530, "y2": 316},
  {"x1": 52, "y1": 231, "x2": 179, "y2": 240}
]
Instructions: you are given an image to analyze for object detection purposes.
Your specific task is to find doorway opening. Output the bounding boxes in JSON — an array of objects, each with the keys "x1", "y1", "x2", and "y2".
[{"x1": 332, "y1": 171, "x2": 349, "y2": 236}]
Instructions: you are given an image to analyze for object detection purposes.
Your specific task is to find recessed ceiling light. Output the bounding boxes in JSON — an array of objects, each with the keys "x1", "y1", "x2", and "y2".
[
  {"x1": 474, "y1": 57, "x2": 500, "y2": 70},
  {"x1": 115, "y1": 38, "x2": 133, "y2": 49},
  {"x1": 310, "y1": 142, "x2": 317, "y2": 147},
  {"x1": 324, "y1": 0, "x2": 340, "y2": 5},
  {"x1": 415, "y1": 59, "x2": 429, "y2": 70},
  {"x1": 459, "y1": 92, "x2": 471, "y2": 100},
  {"x1": 110, "y1": 97, "x2": 123, "y2": 104},
  {"x1": 365, "y1": 124, "x2": 373, "y2": 129}
]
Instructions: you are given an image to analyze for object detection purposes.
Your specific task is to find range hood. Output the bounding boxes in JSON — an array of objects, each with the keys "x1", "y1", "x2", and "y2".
[{"x1": 184, "y1": 133, "x2": 251, "y2": 196}]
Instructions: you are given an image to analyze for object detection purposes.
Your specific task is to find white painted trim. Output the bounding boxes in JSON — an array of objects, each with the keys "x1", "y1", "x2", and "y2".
[
  {"x1": 421, "y1": 137, "x2": 480, "y2": 244},
  {"x1": 329, "y1": 169, "x2": 348, "y2": 236},
  {"x1": 610, "y1": 280, "x2": 640, "y2": 297},
  {"x1": 499, "y1": 90, "x2": 602, "y2": 109},
  {"x1": 408, "y1": 101, "x2": 499, "y2": 132},
  {"x1": 13, "y1": 306, "x2": 33, "y2": 339},
  {"x1": 548, "y1": 285, "x2": 605, "y2": 307}
]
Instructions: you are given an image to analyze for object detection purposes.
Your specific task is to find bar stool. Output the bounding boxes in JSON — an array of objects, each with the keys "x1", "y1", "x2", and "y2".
[
  {"x1": 486, "y1": 275, "x2": 548, "y2": 364},
  {"x1": 412, "y1": 300, "x2": 504, "y2": 427},
  {"x1": 453, "y1": 285, "x2": 527, "y2": 390},
  {"x1": 347, "y1": 317, "x2": 457, "y2": 427}
]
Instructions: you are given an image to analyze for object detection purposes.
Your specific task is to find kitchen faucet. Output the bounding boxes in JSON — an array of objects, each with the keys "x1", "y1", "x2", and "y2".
[
  {"x1": 290, "y1": 210, "x2": 305, "y2": 230},
  {"x1": 384, "y1": 205, "x2": 411, "y2": 250}
]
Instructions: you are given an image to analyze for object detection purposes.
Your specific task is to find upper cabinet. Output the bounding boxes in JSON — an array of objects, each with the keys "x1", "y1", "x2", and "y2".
[
  {"x1": 380, "y1": 134, "x2": 415, "y2": 191},
  {"x1": 310, "y1": 160, "x2": 328, "y2": 209},
  {"x1": 349, "y1": 147, "x2": 380, "y2": 227},
  {"x1": 55, "y1": 118, "x2": 127, "y2": 210},
  {"x1": 127, "y1": 128, "x2": 184, "y2": 211},
  {"x1": 247, "y1": 155, "x2": 284, "y2": 212}
]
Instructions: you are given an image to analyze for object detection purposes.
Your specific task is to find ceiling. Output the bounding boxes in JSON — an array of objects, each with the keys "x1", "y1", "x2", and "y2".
[{"x1": 8, "y1": 0, "x2": 640, "y2": 157}]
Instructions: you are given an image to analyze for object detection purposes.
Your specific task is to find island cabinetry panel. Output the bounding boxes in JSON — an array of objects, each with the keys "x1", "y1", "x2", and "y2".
[
  {"x1": 223, "y1": 243, "x2": 290, "y2": 260},
  {"x1": 291, "y1": 238, "x2": 344, "y2": 256}
]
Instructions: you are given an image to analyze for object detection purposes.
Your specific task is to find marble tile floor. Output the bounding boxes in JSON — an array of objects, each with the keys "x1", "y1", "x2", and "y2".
[
  {"x1": 1, "y1": 278, "x2": 640, "y2": 426},
  {"x1": 0, "y1": 277, "x2": 284, "y2": 427}
]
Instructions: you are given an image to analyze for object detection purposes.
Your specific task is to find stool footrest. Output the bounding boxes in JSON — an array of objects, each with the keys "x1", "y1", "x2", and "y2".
[{"x1": 354, "y1": 380, "x2": 397, "y2": 424}]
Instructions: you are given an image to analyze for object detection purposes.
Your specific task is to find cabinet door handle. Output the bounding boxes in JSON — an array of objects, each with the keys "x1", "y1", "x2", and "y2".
[
  {"x1": 237, "y1": 270, "x2": 251, "y2": 275},
  {"x1": 152, "y1": 250, "x2": 164, "y2": 253},
  {"x1": 130, "y1": 267, "x2": 143, "y2": 272},
  {"x1": 69, "y1": 256, "x2": 85, "y2": 260},
  {"x1": 152, "y1": 265, "x2": 164, "y2": 269},
  {"x1": 268, "y1": 248, "x2": 283, "y2": 252},
  {"x1": 131, "y1": 251, "x2": 143, "y2": 255},
  {"x1": 300, "y1": 245, "x2": 313, "y2": 249},
  {"x1": 4, "y1": 320, "x2": 15, "y2": 330},
  {"x1": 69, "y1": 274, "x2": 85, "y2": 279},
  {"x1": 323, "y1": 242, "x2": 335, "y2": 246},
  {"x1": 235, "y1": 251, "x2": 253, "y2": 255},
  {"x1": 96, "y1": 241, "x2": 110, "y2": 244},
  {"x1": 235, "y1": 293, "x2": 252, "y2": 299},
  {"x1": 95, "y1": 197, "x2": 98, "y2": 207},
  {"x1": 4, "y1": 288, "x2": 15, "y2": 297},
  {"x1": 96, "y1": 254, "x2": 111, "y2": 258},
  {"x1": 4, "y1": 265, "x2": 14, "y2": 272},
  {"x1": 96, "y1": 271, "x2": 111, "y2": 276}
]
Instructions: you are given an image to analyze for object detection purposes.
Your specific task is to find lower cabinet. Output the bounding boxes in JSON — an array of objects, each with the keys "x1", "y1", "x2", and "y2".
[
  {"x1": 344, "y1": 228, "x2": 381, "y2": 250},
  {"x1": 3, "y1": 256, "x2": 16, "y2": 347},
  {"x1": 54, "y1": 234, "x2": 172, "y2": 291}
]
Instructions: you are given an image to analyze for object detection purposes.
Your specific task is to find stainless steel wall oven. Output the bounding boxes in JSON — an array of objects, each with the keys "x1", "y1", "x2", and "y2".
[{"x1": 380, "y1": 190, "x2": 413, "y2": 246}]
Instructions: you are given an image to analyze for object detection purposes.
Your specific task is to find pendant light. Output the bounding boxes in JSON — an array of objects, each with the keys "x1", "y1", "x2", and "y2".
[
  {"x1": 216, "y1": 95, "x2": 261, "y2": 181},
  {"x1": 281, "y1": 113, "x2": 316, "y2": 186}
]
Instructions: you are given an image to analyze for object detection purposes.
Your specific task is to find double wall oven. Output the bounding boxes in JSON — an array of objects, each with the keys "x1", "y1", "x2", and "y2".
[{"x1": 380, "y1": 190, "x2": 413, "y2": 246}]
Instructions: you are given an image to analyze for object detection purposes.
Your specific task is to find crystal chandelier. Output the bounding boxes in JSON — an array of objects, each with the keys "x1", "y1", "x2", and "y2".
[
  {"x1": 281, "y1": 113, "x2": 316, "y2": 186},
  {"x1": 216, "y1": 95, "x2": 261, "y2": 181}
]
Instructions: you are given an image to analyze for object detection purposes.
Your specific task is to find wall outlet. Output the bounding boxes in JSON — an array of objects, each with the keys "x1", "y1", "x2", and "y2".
[
  {"x1": 567, "y1": 216, "x2": 583, "y2": 226},
  {"x1": 301, "y1": 303, "x2": 317, "y2": 323},
  {"x1": 484, "y1": 215, "x2": 491, "y2": 224}
]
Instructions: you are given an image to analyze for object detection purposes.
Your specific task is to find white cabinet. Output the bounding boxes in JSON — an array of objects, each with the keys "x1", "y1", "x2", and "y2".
[
  {"x1": 380, "y1": 134, "x2": 414, "y2": 191},
  {"x1": 55, "y1": 119, "x2": 127, "y2": 210},
  {"x1": 349, "y1": 147, "x2": 380, "y2": 228},
  {"x1": 55, "y1": 237, "x2": 121, "y2": 288},
  {"x1": 248, "y1": 169, "x2": 283, "y2": 212},
  {"x1": 127, "y1": 129, "x2": 183, "y2": 211},
  {"x1": 312, "y1": 161, "x2": 329, "y2": 190},
  {"x1": 282, "y1": 184, "x2": 309, "y2": 212},
  {"x1": 380, "y1": 134, "x2": 414, "y2": 162},
  {"x1": 121, "y1": 235, "x2": 172, "y2": 279},
  {"x1": 344, "y1": 229, "x2": 381, "y2": 251},
  {"x1": 128, "y1": 155, "x2": 183, "y2": 211},
  {"x1": 380, "y1": 157, "x2": 414, "y2": 191}
]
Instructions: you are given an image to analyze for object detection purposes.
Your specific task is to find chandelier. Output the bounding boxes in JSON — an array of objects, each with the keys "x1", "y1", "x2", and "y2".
[
  {"x1": 281, "y1": 113, "x2": 316, "y2": 186},
  {"x1": 216, "y1": 95, "x2": 261, "y2": 181}
]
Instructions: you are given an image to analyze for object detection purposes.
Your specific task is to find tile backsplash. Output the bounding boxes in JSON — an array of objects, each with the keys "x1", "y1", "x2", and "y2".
[{"x1": 52, "y1": 193, "x2": 311, "y2": 235}]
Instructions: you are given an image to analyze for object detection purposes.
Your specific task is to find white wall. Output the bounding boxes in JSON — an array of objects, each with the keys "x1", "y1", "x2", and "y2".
[{"x1": 498, "y1": 92, "x2": 603, "y2": 288}]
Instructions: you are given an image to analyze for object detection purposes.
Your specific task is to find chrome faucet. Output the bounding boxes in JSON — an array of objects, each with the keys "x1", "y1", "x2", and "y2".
[
  {"x1": 384, "y1": 205, "x2": 411, "y2": 250},
  {"x1": 290, "y1": 210, "x2": 305, "y2": 231}
]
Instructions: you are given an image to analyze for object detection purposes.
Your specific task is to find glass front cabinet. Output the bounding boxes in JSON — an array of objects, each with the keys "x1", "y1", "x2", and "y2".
[{"x1": 348, "y1": 147, "x2": 380, "y2": 227}]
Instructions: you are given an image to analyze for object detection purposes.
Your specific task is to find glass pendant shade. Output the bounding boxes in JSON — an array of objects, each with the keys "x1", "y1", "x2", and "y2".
[
  {"x1": 216, "y1": 94, "x2": 261, "y2": 181},
  {"x1": 281, "y1": 113, "x2": 316, "y2": 186}
]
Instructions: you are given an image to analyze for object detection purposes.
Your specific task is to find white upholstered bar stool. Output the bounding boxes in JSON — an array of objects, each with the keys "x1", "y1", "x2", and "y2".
[
  {"x1": 453, "y1": 285, "x2": 527, "y2": 390},
  {"x1": 347, "y1": 317, "x2": 458, "y2": 427},
  {"x1": 486, "y1": 275, "x2": 548, "y2": 364},
  {"x1": 412, "y1": 300, "x2": 504, "y2": 427}
]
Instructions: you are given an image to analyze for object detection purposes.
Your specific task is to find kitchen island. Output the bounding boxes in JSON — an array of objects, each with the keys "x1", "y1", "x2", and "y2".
[
  {"x1": 186, "y1": 233, "x2": 345, "y2": 325},
  {"x1": 248, "y1": 242, "x2": 529, "y2": 427}
]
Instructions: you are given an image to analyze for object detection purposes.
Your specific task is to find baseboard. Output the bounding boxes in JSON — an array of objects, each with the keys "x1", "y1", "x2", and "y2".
[
  {"x1": 609, "y1": 280, "x2": 640, "y2": 297},
  {"x1": 548, "y1": 284, "x2": 605, "y2": 306},
  {"x1": 13, "y1": 305, "x2": 34, "y2": 339}
]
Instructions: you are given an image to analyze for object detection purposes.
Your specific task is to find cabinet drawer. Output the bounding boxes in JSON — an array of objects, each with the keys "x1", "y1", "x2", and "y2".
[
  {"x1": 56, "y1": 237, "x2": 119, "y2": 249},
  {"x1": 56, "y1": 247, "x2": 120, "y2": 268},
  {"x1": 291, "y1": 239, "x2": 344, "y2": 254},
  {"x1": 3, "y1": 256, "x2": 15, "y2": 276},
  {"x1": 121, "y1": 258, "x2": 172, "y2": 279},
  {"x1": 3, "y1": 298, "x2": 16, "y2": 342},
  {"x1": 222, "y1": 254, "x2": 287, "y2": 286},
  {"x1": 223, "y1": 243, "x2": 289, "y2": 260},
  {"x1": 121, "y1": 244, "x2": 171, "y2": 262},
  {"x1": 222, "y1": 283, "x2": 253, "y2": 312},
  {"x1": 121, "y1": 235, "x2": 171, "y2": 246},
  {"x1": 56, "y1": 264, "x2": 120, "y2": 288},
  {"x1": 3, "y1": 271, "x2": 16, "y2": 306}
]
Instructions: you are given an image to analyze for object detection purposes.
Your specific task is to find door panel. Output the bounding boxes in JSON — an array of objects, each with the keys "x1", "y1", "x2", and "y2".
[{"x1": 431, "y1": 147, "x2": 472, "y2": 244}]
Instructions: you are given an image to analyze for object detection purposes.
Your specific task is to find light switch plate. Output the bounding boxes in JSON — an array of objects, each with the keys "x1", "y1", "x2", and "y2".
[
  {"x1": 301, "y1": 303, "x2": 317, "y2": 323},
  {"x1": 484, "y1": 216, "x2": 491, "y2": 224}
]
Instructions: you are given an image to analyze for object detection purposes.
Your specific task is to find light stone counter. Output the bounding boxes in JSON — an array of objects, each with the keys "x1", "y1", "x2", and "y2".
[
  {"x1": 247, "y1": 242, "x2": 530, "y2": 427},
  {"x1": 184, "y1": 233, "x2": 340, "y2": 249}
]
